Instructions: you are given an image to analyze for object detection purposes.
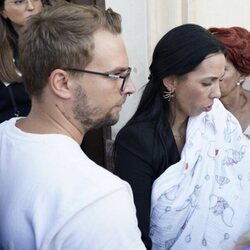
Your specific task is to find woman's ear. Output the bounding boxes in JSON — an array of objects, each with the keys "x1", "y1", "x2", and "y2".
[
  {"x1": 49, "y1": 69, "x2": 72, "y2": 99},
  {"x1": 0, "y1": 10, "x2": 8, "y2": 19},
  {"x1": 162, "y1": 76, "x2": 176, "y2": 91},
  {"x1": 237, "y1": 75, "x2": 246, "y2": 85}
]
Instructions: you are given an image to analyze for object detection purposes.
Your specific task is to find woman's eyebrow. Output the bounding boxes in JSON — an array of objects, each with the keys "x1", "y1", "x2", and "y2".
[
  {"x1": 201, "y1": 72, "x2": 225, "y2": 81},
  {"x1": 201, "y1": 76, "x2": 219, "y2": 81}
]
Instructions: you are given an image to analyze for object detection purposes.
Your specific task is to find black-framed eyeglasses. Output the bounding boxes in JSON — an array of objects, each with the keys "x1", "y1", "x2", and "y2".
[{"x1": 62, "y1": 67, "x2": 131, "y2": 93}]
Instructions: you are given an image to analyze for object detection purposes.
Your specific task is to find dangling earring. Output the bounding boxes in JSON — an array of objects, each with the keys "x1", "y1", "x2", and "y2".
[
  {"x1": 236, "y1": 81, "x2": 241, "y2": 86},
  {"x1": 163, "y1": 89, "x2": 175, "y2": 101}
]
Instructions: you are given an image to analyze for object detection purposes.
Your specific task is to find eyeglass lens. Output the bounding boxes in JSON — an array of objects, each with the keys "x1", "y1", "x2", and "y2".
[{"x1": 120, "y1": 68, "x2": 131, "y2": 92}]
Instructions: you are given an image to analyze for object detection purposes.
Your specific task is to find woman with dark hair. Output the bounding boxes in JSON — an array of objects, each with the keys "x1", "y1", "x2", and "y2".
[
  {"x1": 114, "y1": 23, "x2": 226, "y2": 249},
  {"x1": 114, "y1": 24, "x2": 250, "y2": 250},
  {"x1": 0, "y1": 0, "x2": 54, "y2": 122},
  {"x1": 208, "y1": 26, "x2": 250, "y2": 138}
]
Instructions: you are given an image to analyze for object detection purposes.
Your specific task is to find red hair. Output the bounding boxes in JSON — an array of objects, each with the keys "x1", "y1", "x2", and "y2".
[{"x1": 208, "y1": 27, "x2": 250, "y2": 76}]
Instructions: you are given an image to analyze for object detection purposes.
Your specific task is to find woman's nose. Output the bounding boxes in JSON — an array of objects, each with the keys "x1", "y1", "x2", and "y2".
[{"x1": 211, "y1": 81, "x2": 221, "y2": 99}]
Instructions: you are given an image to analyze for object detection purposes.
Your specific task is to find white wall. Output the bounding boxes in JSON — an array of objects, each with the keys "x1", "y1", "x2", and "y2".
[
  {"x1": 105, "y1": 0, "x2": 149, "y2": 139},
  {"x1": 147, "y1": 0, "x2": 250, "y2": 55},
  {"x1": 244, "y1": 77, "x2": 250, "y2": 90},
  {"x1": 147, "y1": 0, "x2": 184, "y2": 62},
  {"x1": 187, "y1": 0, "x2": 250, "y2": 29},
  {"x1": 105, "y1": 0, "x2": 250, "y2": 138}
]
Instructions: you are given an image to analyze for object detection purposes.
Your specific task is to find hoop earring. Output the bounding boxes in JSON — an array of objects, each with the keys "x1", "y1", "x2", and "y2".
[{"x1": 163, "y1": 90, "x2": 175, "y2": 101}]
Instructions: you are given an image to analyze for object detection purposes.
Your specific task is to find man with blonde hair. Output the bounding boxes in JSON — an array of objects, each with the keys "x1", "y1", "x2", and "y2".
[{"x1": 0, "y1": 3, "x2": 145, "y2": 249}]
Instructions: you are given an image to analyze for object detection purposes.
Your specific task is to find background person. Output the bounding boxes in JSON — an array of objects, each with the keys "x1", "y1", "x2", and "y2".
[
  {"x1": 0, "y1": 0, "x2": 55, "y2": 122},
  {"x1": 208, "y1": 27, "x2": 250, "y2": 138},
  {"x1": 114, "y1": 23, "x2": 226, "y2": 249},
  {"x1": 0, "y1": 3, "x2": 145, "y2": 249}
]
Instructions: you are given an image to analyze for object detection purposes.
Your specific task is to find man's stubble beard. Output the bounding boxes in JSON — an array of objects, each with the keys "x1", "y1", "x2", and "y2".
[{"x1": 73, "y1": 85, "x2": 119, "y2": 132}]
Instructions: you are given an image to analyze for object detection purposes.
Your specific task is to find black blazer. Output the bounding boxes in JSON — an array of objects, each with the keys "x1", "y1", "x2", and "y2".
[
  {"x1": 0, "y1": 82, "x2": 31, "y2": 123},
  {"x1": 114, "y1": 120, "x2": 180, "y2": 249}
]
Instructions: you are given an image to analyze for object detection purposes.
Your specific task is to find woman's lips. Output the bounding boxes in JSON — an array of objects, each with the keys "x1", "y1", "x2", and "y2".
[{"x1": 204, "y1": 104, "x2": 213, "y2": 112}]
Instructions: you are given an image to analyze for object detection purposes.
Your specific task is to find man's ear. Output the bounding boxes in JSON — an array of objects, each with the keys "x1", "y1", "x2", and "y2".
[
  {"x1": 49, "y1": 69, "x2": 72, "y2": 99},
  {"x1": 162, "y1": 76, "x2": 176, "y2": 91}
]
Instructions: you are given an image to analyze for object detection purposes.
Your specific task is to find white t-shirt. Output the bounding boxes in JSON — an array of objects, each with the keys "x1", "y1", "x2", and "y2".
[{"x1": 0, "y1": 118, "x2": 145, "y2": 250}]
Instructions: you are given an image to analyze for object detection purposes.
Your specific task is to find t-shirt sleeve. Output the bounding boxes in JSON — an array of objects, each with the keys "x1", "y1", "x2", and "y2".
[{"x1": 44, "y1": 186, "x2": 146, "y2": 250}]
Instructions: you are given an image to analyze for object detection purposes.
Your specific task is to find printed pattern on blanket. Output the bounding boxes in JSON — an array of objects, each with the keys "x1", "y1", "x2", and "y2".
[{"x1": 150, "y1": 99, "x2": 250, "y2": 250}]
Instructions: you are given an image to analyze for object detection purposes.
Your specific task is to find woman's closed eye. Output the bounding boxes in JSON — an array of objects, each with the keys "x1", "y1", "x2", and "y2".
[{"x1": 202, "y1": 82, "x2": 212, "y2": 87}]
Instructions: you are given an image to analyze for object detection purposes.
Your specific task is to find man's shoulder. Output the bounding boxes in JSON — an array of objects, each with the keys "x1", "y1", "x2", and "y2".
[
  {"x1": 1, "y1": 128, "x2": 130, "y2": 208},
  {"x1": 0, "y1": 118, "x2": 17, "y2": 133},
  {"x1": 41, "y1": 151, "x2": 131, "y2": 204},
  {"x1": 76, "y1": 156, "x2": 130, "y2": 193}
]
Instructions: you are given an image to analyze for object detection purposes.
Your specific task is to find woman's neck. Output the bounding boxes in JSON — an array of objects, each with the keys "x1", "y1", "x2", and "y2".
[
  {"x1": 170, "y1": 103, "x2": 188, "y2": 153},
  {"x1": 220, "y1": 86, "x2": 245, "y2": 110},
  {"x1": 221, "y1": 87, "x2": 250, "y2": 131}
]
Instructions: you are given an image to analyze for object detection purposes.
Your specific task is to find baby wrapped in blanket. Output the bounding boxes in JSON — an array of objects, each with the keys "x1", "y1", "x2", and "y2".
[{"x1": 150, "y1": 99, "x2": 250, "y2": 250}]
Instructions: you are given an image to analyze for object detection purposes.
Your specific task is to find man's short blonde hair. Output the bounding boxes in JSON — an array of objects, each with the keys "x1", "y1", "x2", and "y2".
[{"x1": 19, "y1": 2, "x2": 121, "y2": 96}]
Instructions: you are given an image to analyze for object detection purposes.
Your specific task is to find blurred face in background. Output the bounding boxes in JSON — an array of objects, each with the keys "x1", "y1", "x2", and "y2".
[
  {"x1": 1, "y1": 0, "x2": 43, "y2": 32},
  {"x1": 219, "y1": 60, "x2": 242, "y2": 98}
]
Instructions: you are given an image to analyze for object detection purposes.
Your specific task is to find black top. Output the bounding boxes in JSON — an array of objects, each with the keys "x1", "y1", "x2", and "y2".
[
  {"x1": 114, "y1": 121, "x2": 180, "y2": 249},
  {"x1": 0, "y1": 82, "x2": 31, "y2": 123}
]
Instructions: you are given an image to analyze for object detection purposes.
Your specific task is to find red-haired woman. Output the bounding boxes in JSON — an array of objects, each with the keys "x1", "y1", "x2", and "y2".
[{"x1": 209, "y1": 26, "x2": 250, "y2": 138}]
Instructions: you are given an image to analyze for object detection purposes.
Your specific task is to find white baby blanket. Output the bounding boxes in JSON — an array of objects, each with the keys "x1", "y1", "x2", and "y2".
[
  {"x1": 244, "y1": 125, "x2": 250, "y2": 139},
  {"x1": 150, "y1": 99, "x2": 250, "y2": 250}
]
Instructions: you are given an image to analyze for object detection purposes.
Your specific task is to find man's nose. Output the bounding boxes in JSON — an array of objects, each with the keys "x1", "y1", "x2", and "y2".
[{"x1": 124, "y1": 78, "x2": 136, "y2": 95}]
